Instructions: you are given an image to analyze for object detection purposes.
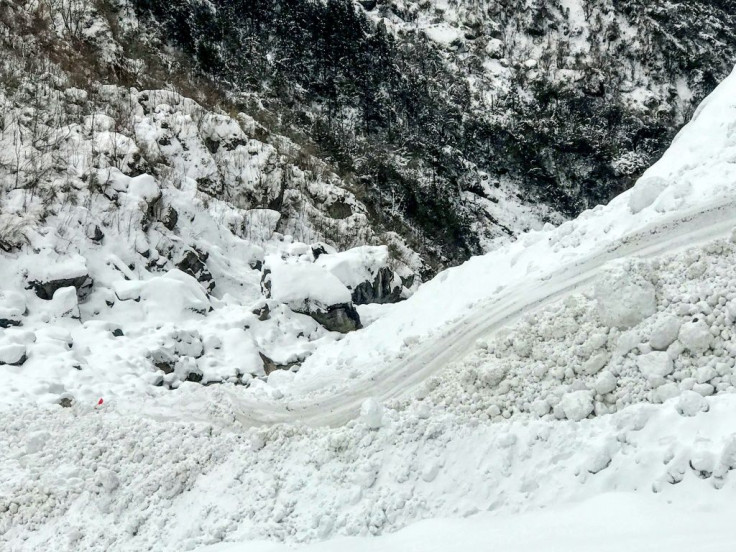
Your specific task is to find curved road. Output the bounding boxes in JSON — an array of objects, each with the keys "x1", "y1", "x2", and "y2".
[{"x1": 226, "y1": 200, "x2": 736, "y2": 428}]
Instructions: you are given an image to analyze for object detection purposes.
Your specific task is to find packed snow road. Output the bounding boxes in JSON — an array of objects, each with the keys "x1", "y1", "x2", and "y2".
[{"x1": 226, "y1": 199, "x2": 736, "y2": 428}]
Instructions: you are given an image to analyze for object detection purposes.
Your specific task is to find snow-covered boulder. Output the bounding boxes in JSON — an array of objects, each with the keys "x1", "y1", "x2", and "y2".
[
  {"x1": 0, "y1": 291, "x2": 26, "y2": 328},
  {"x1": 265, "y1": 263, "x2": 361, "y2": 333},
  {"x1": 49, "y1": 287, "x2": 80, "y2": 320},
  {"x1": 315, "y1": 245, "x2": 403, "y2": 305},
  {"x1": 26, "y1": 254, "x2": 93, "y2": 300},
  {"x1": 594, "y1": 267, "x2": 655, "y2": 329},
  {"x1": 0, "y1": 343, "x2": 27, "y2": 366},
  {"x1": 113, "y1": 269, "x2": 210, "y2": 322}
]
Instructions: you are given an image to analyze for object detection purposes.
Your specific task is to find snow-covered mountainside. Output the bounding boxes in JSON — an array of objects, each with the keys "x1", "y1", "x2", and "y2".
[
  {"x1": 3, "y1": 10, "x2": 736, "y2": 546},
  {"x1": 132, "y1": 0, "x2": 736, "y2": 261},
  {"x1": 3, "y1": 0, "x2": 736, "y2": 550}
]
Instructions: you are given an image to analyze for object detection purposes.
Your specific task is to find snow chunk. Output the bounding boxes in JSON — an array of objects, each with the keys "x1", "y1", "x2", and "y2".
[
  {"x1": 649, "y1": 316, "x2": 681, "y2": 351},
  {"x1": 636, "y1": 351, "x2": 674, "y2": 379},
  {"x1": 595, "y1": 268, "x2": 655, "y2": 328},
  {"x1": 593, "y1": 371, "x2": 618, "y2": 395},
  {"x1": 675, "y1": 390, "x2": 709, "y2": 417},
  {"x1": 560, "y1": 391, "x2": 594, "y2": 421},
  {"x1": 360, "y1": 398, "x2": 384, "y2": 429},
  {"x1": 628, "y1": 176, "x2": 668, "y2": 214},
  {"x1": 678, "y1": 319, "x2": 713, "y2": 353}
]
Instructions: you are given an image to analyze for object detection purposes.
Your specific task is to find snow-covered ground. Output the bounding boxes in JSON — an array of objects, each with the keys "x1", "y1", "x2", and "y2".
[{"x1": 3, "y1": 38, "x2": 736, "y2": 552}]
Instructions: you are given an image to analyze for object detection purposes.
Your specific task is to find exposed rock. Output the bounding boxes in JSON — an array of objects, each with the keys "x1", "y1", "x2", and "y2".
[
  {"x1": 308, "y1": 303, "x2": 362, "y2": 334},
  {"x1": 29, "y1": 274, "x2": 93, "y2": 301},
  {"x1": 258, "y1": 352, "x2": 301, "y2": 376},
  {"x1": 315, "y1": 245, "x2": 404, "y2": 305},
  {"x1": 266, "y1": 262, "x2": 362, "y2": 333},
  {"x1": 149, "y1": 348, "x2": 177, "y2": 374},
  {"x1": 86, "y1": 224, "x2": 104, "y2": 243},
  {"x1": 351, "y1": 266, "x2": 402, "y2": 305},
  {"x1": 251, "y1": 302, "x2": 271, "y2": 321},
  {"x1": 175, "y1": 248, "x2": 215, "y2": 293},
  {"x1": 161, "y1": 205, "x2": 178, "y2": 231}
]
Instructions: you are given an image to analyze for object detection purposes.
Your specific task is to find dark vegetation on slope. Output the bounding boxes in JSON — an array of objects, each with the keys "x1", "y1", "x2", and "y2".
[{"x1": 130, "y1": 0, "x2": 736, "y2": 265}]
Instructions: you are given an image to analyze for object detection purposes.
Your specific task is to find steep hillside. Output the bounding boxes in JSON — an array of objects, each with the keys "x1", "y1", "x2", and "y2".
[
  {"x1": 132, "y1": 0, "x2": 736, "y2": 259},
  {"x1": 3, "y1": 64, "x2": 736, "y2": 552}
]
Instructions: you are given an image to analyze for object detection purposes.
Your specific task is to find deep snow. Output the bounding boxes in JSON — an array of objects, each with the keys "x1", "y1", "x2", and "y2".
[{"x1": 3, "y1": 44, "x2": 736, "y2": 552}]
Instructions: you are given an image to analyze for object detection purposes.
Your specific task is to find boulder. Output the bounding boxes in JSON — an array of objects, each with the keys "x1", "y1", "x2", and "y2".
[
  {"x1": 0, "y1": 291, "x2": 26, "y2": 328},
  {"x1": 27, "y1": 254, "x2": 93, "y2": 300},
  {"x1": 266, "y1": 262, "x2": 362, "y2": 333},
  {"x1": 175, "y1": 248, "x2": 215, "y2": 293},
  {"x1": 308, "y1": 304, "x2": 362, "y2": 334},
  {"x1": 315, "y1": 245, "x2": 404, "y2": 305},
  {"x1": 0, "y1": 343, "x2": 27, "y2": 366}
]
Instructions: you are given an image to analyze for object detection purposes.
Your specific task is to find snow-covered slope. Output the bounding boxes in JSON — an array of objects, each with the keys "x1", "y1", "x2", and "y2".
[
  {"x1": 3, "y1": 13, "x2": 736, "y2": 552},
  {"x1": 276, "y1": 64, "x2": 736, "y2": 401}
]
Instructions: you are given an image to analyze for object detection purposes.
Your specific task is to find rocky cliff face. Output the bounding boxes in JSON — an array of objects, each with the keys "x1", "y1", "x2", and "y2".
[
  {"x1": 1, "y1": 0, "x2": 735, "y2": 275},
  {"x1": 130, "y1": 0, "x2": 736, "y2": 265}
]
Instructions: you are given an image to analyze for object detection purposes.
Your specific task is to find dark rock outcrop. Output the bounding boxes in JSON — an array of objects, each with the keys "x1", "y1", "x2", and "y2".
[
  {"x1": 351, "y1": 266, "x2": 402, "y2": 305},
  {"x1": 176, "y1": 248, "x2": 215, "y2": 293},
  {"x1": 306, "y1": 303, "x2": 362, "y2": 334},
  {"x1": 29, "y1": 275, "x2": 93, "y2": 301}
]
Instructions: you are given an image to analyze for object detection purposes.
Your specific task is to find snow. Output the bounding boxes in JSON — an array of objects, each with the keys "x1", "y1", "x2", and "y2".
[
  {"x1": 268, "y1": 262, "x2": 352, "y2": 310},
  {"x1": 281, "y1": 65, "x2": 736, "y2": 398},
  {"x1": 559, "y1": 390, "x2": 594, "y2": 421},
  {"x1": 678, "y1": 318, "x2": 714, "y2": 353},
  {"x1": 637, "y1": 351, "x2": 674, "y2": 379},
  {"x1": 2, "y1": 13, "x2": 736, "y2": 551},
  {"x1": 201, "y1": 492, "x2": 736, "y2": 552},
  {"x1": 314, "y1": 245, "x2": 395, "y2": 290}
]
